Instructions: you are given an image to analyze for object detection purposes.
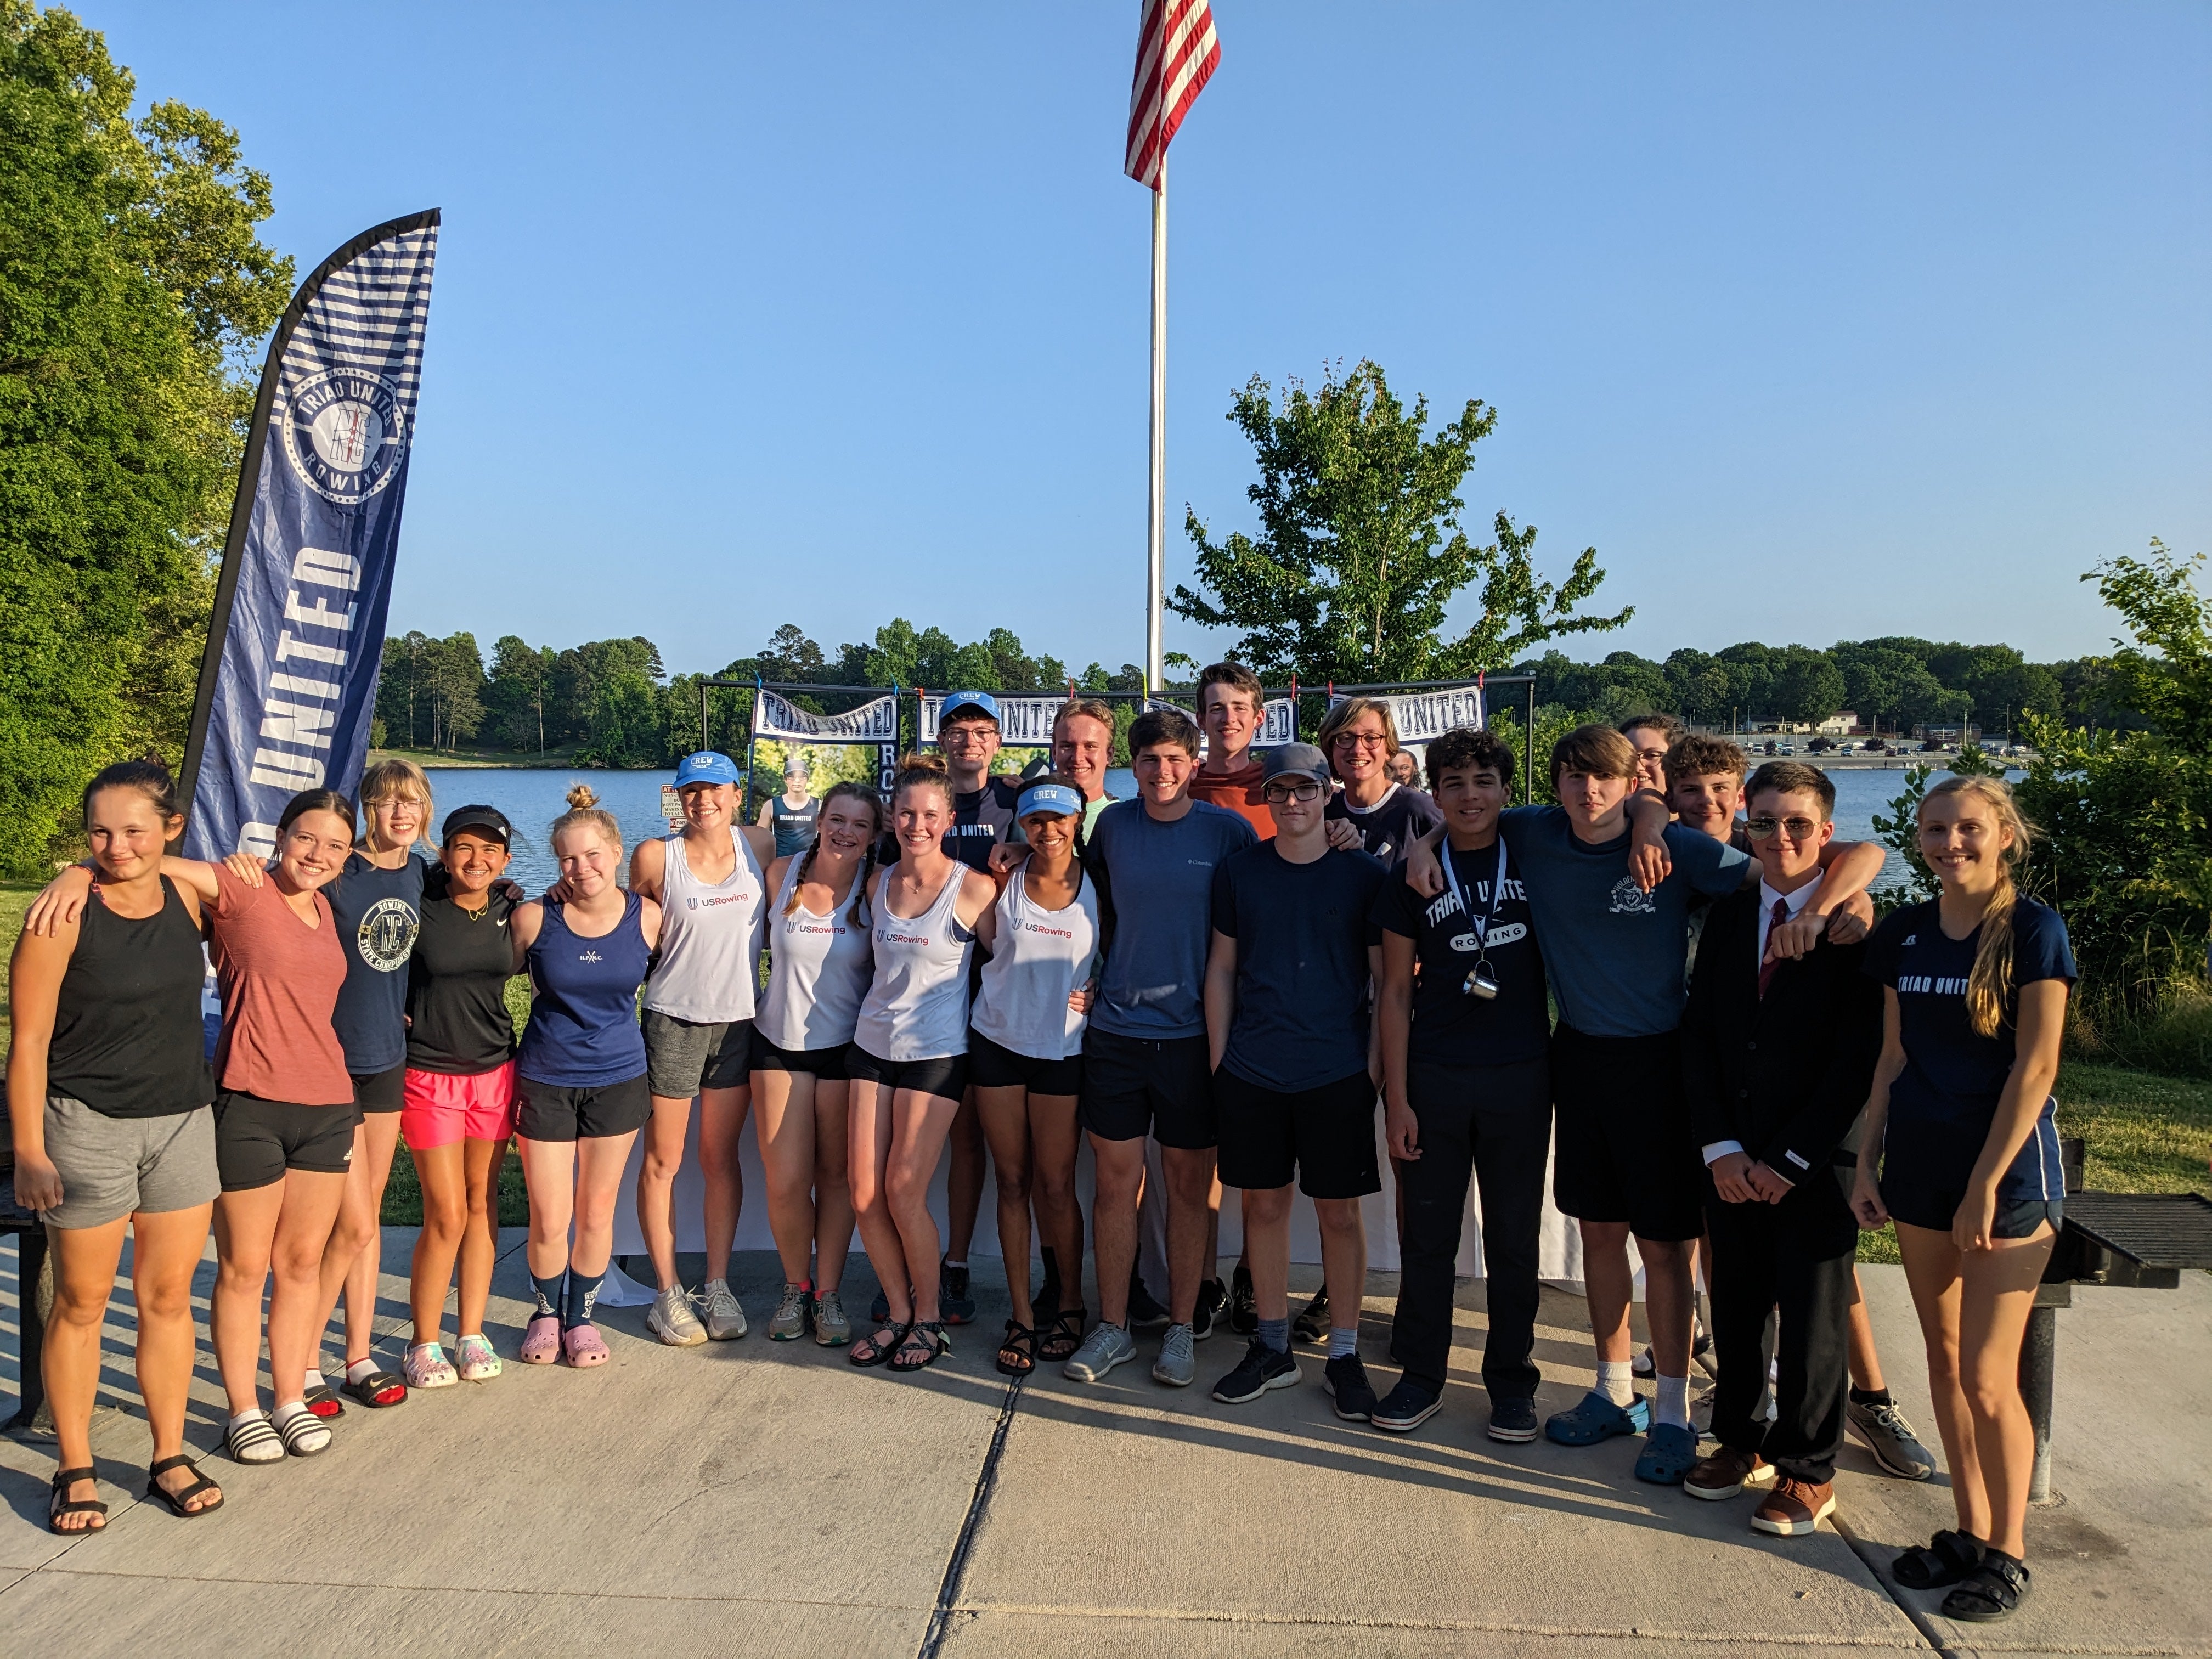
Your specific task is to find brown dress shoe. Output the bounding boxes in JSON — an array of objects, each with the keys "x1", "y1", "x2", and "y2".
[
  {"x1": 1684, "y1": 1445, "x2": 1775, "y2": 1502},
  {"x1": 1751, "y1": 1476, "x2": 1837, "y2": 1536}
]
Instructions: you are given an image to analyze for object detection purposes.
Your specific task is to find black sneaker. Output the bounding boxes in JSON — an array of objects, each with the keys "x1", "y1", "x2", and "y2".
[
  {"x1": 1127, "y1": 1274, "x2": 1171, "y2": 1333},
  {"x1": 940, "y1": 1260, "x2": 975, "y2": 1326},
  {"x1": 1371, "y1": 1378, "x2": 1442, "y2": 1434},
  {"x1": 1291, "y1": 1288, "x2": 1330, "y2": 1345},
  {"x1": 1486, "y1": 1396, "x2": 1540, "y2": 1443},
  {"x1": 1229, "y1": 1263, "x2": 1257, "y2": 1335},
  {"x1": 1211, "y1": 1338, "x2": 1300, "y2": 1403},
  {"x1": 1192, "y1": 1277, "x2": 1225, "y2": 1341},
  {"x1": 1323, "y1": 1353, "x2": 1378, "y2": 1421}
]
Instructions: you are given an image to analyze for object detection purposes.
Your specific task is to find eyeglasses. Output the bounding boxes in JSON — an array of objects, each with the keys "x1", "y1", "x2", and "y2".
[
  {"x1": 1745, "y1": 815, "x2": 1822, "y2": 840},
  {"x1": 1262, "y1": 781, "x2": 1325, "y2": 804},
  {"x1": 1331, "y1": 732, "x2": 1388, "y2": 751}
]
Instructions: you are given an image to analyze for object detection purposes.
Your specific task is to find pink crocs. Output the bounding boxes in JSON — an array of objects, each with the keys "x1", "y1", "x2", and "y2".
[
  {"x1": 561, "y1": 1323, "x2": 611, "y2": 1367},
  {"x1": 519, "y1": 1314, "x2": 562, "y2": 1365}
]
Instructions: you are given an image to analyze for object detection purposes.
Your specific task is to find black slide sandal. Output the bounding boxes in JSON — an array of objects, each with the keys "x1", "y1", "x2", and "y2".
[
  {"x1": 1893, "y1": 1528, "x2": 1983, "y2": 1589},
  {"x1": 48, "y1": 1467, "x2": 106, "y2": 1535},
  {"x1": 996, "y1": 1321, "x2": 1037, "y2": 1377},
  {"x1": 145, "y1": 1455, "x2": 224, "y2": 1519},
  {"x1": 1942, "y1": 1555, "x2": 2031, "y2": 1622},
  {"x1": 341, "y1": 1367, "x2": 408, "y2": 1408}
]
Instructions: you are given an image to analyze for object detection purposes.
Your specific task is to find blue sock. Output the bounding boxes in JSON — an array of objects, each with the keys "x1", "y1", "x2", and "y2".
[
  {"x1": 1329, "y1": 1325, "x2": 1359, "y2": 1359},
  {"x1": 563, "y1": 1268, "x2": 605, "y2": 1330},
  {"x1": 531, "y1": 1272, "x2": 565, "y2": 1321},
  {"x1": 1256, "y1": 1316, "x2": 1289, "y2": 1354}
]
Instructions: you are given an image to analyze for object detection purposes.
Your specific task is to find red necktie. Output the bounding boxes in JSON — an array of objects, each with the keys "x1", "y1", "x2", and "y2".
[{"x1": 1758, "y1": 898, "x2": 1790, "y2": 998}]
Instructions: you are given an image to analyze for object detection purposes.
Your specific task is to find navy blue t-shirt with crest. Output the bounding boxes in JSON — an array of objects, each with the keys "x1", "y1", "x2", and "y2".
[
  {"x1": 1863, "y1": 895, "x2": 2076, "y2": 1203},
  {"x1": 1371, "y1": 838, "x2": 1549, "y2": 1069},
  {"x1": 326, "y1": 851, "x2": 429, "y2": 1075}
]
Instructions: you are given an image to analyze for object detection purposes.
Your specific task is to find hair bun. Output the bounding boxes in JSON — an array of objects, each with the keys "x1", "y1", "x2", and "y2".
[
  {"x1": 565, "y1": 782, "x2": 600, "y2": 811},
  {"x1": 897, "y1": 751, "x2": 950, "y2": 776}
]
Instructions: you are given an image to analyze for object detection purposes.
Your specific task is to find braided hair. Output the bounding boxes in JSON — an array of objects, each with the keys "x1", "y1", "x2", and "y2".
[{"x1": 783, "y1": 780, "x2": 883, "y2": 926}]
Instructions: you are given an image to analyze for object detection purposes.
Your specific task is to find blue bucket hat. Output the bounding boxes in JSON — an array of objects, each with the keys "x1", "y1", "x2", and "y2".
[
  {"x1": 1016, "y1": 782, "x2": 1085, "y2": 821},
  {"x1": 673, "y1": 751, "x2": 741, "y2": 789}
]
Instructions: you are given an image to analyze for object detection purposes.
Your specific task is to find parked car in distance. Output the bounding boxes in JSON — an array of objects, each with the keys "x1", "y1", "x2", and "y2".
[{"x1": 1808, "y1": 736, "x2": 1834, "y2": 753}]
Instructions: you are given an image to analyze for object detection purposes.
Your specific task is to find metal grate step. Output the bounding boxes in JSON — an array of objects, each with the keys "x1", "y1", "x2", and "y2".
[{"x1": 2064, "y1": 1192, "x2": 2212, "y2": 1271}]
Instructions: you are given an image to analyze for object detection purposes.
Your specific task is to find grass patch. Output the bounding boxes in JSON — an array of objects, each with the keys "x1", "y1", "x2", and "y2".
[
  {"x1": 0, "y1": 880, "x2": 36, "y2": 1047},
  {"x1": 381, "y1": 1144, "x2": 530, "y2": 1227}
]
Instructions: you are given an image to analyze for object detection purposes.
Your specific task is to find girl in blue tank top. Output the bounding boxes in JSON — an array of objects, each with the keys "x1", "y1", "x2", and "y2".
[{"x1": 508, "y1": 786, "x2": 663, "y2": 1370}]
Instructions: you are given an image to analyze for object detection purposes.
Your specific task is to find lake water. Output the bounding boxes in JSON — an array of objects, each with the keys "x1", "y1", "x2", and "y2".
[{"x1": 426, "y1": 762, "x2": 2018, "y2": 893}]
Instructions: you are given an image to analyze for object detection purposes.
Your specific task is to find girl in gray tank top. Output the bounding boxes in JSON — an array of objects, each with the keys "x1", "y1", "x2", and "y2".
[
  {"x1": 758, "y1": 844, "x2": 874, "y2": 1052},
  {"x1": 642, "y1": 825, "x2": 766, "y2": 1023}
]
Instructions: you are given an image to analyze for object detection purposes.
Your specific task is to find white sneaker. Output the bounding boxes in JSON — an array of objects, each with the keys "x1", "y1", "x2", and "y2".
[
  {"x1": 702, "y1": 1278, "x2": 748, "y2": 1341},
  {"x1": 647, "y1": 1285, "x2": 708, "y2": 1347}
]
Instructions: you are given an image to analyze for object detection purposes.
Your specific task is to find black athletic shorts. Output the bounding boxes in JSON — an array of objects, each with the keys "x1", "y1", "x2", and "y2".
[
  {"x1": 213, "y1": 1092, "x2": 360, "y2": 1191},
  {"x1": 1214, "y1": 1066, "x2": 1381, "y2": 1199},
  {"x1": 1881, "y1": 1180, "x2": 2065, "y2": 1240},
  {"x1": 1079, "y1": 1029, "x2": 1215, "y2": 1148},
  {"x1": 967, "y1": 1029, "x2": 1084, "y2": 1096},
  {"x1": 514, "y1": 1074, "x2": 652, "y2": 1142},
  {"x1": 352, "y1": 1063, "x2": 405, "y2": 1114},
  {"x1": 749, "y1": 1028, "x2": 849, "y2": 1081},
  {"x1": 845, "y1": 1045, "x2": 968, "y2": 1104},
  {"x1": 1549, "y1": 1024, "x2": 1704, "y2": 1242}
]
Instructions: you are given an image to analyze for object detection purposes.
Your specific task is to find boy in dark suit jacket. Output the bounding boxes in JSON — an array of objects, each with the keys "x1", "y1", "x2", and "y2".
[{"x1": 1681, "y1": 761, "x2": 1883, "y2": 1537}]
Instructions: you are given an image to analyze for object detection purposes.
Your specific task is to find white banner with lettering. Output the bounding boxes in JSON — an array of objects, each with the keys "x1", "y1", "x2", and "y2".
[
  {"x1": 752, "y1": 690, "x2": 898, "y2": 743},
  {"x1": 919, "y1": 695, "x2": 1066, "y2": 746},
  {"x1": 1143, "y1": 696, "x2": 1299, "y2": 746},
  {"x1": 1329, "y1": 685, "x2": 1487, "y2": 744}
]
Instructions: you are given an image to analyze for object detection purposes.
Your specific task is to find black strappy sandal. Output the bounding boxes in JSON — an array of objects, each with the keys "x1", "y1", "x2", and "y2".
[
  {"x1": 849, "y1": 1321, "x2": 907, "y2": 1368},
  {"x1": 1893, "y1": 1528, "x2": 1983, "y2": 1590},
  {"x1": 1942, "y1": 1553, "x2": 2031, "y2": 1622},
  {"x1": 144, "y1": 1455, "x2": 224, "y2": 1519},
  {"x1": 1038, "y1": 1306, "x2": 1086, "y2": 1364},
  {"x1": 48, "y1": 1466, "x2": 106, "y2": 1535},
  {"x1": 996, "y1": 1320, "x2": 1037, "y2": 1377},
  {"x1": 889, "y1": 1320, "x2": 950, "y2": 1373}
]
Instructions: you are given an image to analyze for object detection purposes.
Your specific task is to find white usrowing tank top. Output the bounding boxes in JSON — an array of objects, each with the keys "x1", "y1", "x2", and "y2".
[
  {"x1": 642, "y1": 827, "x2": 765, "y2": 1022},
  {"x1": 970, "y1": 868, "x2": 1099, "y2": 1062},
  {"x1": 852, "y1": 862, "x2": 974, "y2": 1062},
  {"x1": 757, "y1": 853, "x2": 874, "y2": 1052}
]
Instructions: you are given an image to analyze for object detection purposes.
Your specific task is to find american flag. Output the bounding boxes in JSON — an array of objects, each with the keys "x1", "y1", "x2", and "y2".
[{"x1": 1124, "y1": 0, "x2": 1221, "y2": 190}]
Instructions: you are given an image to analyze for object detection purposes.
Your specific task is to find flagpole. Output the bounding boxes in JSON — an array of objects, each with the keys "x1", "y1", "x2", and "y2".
[{"x1": 1146, "y1": 155, "x2": 1167, "y2": 693}]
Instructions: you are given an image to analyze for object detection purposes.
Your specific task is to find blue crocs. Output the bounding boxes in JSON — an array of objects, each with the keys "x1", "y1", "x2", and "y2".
[
  {"x1": 1635, "y1": 1422, "x2": 1701, "y2": 1485},
  {"x1": 1545, "y1": 1389, "x2": 1651, "y2": 1446}
]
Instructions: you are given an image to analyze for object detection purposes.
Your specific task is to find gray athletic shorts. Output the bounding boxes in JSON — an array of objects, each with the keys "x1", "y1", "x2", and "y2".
[
  {"x1": 40, "y1": 1096, "x2": 218, "y2": 1230},
  {"x1": 642, "y1": 1010, "x2": 754, "y2": 1097}
]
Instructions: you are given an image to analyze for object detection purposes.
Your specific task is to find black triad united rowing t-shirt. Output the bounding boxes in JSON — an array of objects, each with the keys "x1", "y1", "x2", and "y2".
[
  {"x1": 1324, "y1": 782, "x2": 1443, "y2": 867},
  {"x1": 405, "y1": 888, "x2": 520, "y2": 1074},
  {"x1": 1372, "y1": 837, "x2": 1550, "y2": 1069}
]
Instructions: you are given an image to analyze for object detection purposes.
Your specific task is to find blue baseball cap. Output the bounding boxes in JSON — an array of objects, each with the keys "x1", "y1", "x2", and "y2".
[
  {"x1": 1017, "y1": 782, "x2": 1085, "y2": 821},
  {"x1": 673, "y1": 751, "x2": 741, "y2": 789},
  {"x1": 940, "y1": 690, "x2": 1001, "y2": 726}
]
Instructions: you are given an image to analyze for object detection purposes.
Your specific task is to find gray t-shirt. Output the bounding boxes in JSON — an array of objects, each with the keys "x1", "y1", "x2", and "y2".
[
  {"x1": 1498, "y1": 806, "x2": 1746, "y2": 1039},
  {"x1": 1087, "y1": 798, "x2": 1257, "y2": 1040}
]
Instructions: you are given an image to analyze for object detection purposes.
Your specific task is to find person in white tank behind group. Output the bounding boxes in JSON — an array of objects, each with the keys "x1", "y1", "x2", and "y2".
[
  {"x1": 750, "y1": 781, "x2": 885, "y2": 1345},
  {"x1": 629, "y1": 751, "x2": 778, "y2": 1348},
  {"x1": 967, "y1": 779, "x2": 1101, "y2": 1375},
  {"x1": 845, "y1": 757, "x2": 999, "y2": 1374}
]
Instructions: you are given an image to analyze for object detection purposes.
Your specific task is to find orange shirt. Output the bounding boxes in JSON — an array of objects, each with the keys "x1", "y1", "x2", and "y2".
[
  {"x1": 209, "y1": 863, "x2": 353, "y2": 1105},
  {"x1": 1187, "y1": 757, "x2": 1274, "y2": 836}
]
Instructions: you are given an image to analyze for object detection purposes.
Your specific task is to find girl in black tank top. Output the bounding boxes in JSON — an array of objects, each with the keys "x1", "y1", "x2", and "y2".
[{"x1": 10, "y1": 762, "x2": 225, "y2": 1527}]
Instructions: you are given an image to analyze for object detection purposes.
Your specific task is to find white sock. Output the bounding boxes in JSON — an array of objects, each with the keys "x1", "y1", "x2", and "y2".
[
  {"x1": 944, "y1": 1257, "x2": 968, "y2": 1270},
  {"x1": 303, "y1": 1367, "x2": 325, "y2": 1393},
  {"x1": 1655, "y1": 1373, "x2": 1691, "y2": 1430},
  {"x1": 229, "y1": 1408, "x2": 267, "y2": 1427},
  {"x1": 1597, "y1": 1358, "x2": 1635, "y2": 1406},
  {"x1": 271, "y1": 1400, "x2": 313, "y2": 1429},
  {"x1": 346, "y1": 1358, "x2": 380, "y2": 1386}
]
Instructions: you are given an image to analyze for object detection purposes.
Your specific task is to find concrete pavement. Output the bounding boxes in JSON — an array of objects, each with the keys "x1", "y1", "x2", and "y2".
[{"x1": 2, "y1": 1232, "x2": 2204, "y2": 1657}]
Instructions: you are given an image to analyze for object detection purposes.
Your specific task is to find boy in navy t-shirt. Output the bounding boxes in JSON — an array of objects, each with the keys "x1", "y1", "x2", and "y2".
[{"x1": 1201, "y1": 744, "x2": 1386, "y2": 1412}]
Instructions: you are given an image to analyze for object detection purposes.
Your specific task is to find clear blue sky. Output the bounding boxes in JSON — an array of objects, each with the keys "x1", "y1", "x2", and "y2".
[{"x1": 95, "y1": 1, "x2": 2211, "y2": 676}]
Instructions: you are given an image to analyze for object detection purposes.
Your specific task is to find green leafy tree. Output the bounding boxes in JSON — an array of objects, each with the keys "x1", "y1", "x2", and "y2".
[
  {"x1": 1170, "y1": 360, "x2": 1629, "y2": 684},
  {"x1": 0, "y1": 2, "x2": 291, "y2": 872},
  {"x1": 486, "y1": 634, "x2": 556, "y2": 753}
]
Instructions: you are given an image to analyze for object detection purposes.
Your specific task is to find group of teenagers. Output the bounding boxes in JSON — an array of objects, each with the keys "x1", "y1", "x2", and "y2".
[{"x1": 8, "y1": 667, "x2": 2071, "y2": 1625}]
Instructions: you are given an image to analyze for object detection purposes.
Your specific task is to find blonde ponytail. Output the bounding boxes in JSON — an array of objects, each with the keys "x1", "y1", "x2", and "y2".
[{"x1": 1921, "y1": 775, "x2": 2034, "y2": 1037}]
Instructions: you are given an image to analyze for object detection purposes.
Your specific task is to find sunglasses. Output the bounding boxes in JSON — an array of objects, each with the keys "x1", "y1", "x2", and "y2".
[{"x1": 1744, "y1": 815, "x2": 1824, "y2": 840}]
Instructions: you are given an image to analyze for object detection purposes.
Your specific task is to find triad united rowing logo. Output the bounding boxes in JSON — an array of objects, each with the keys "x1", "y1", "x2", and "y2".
[{"x1": 281, "y1": 368, "x2": 409, "y2": 504}]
